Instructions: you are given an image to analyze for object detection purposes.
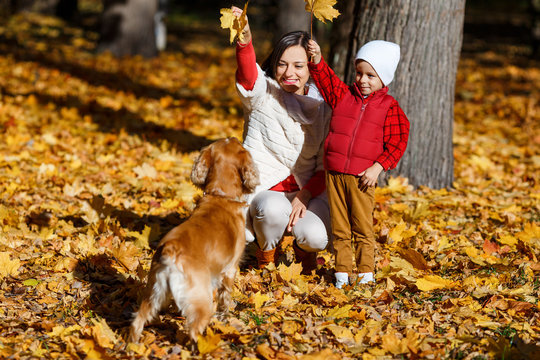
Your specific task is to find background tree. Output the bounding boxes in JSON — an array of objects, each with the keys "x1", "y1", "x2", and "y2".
[
  {"x1": 329, "y1": 0, "x2": 466, "y2": 189},
  {"x1": 97, "y1": 0, "x2": 159, "y2": 58},
  {"x1": 6, "y1": 0, "x2": 78, "y2": 19},
  {"x1": 275, "y1": 0, "x2": 310, "y2": 41}
]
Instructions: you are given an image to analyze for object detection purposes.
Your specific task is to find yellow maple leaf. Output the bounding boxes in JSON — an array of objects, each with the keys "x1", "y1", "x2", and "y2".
[
  {"x1": 219, "y1": 2, "x2": 249, "y2": 44},
  {"x1": 416, "y1": 275, "x2": 455, "y2": 292},
  {"x1": 326, "y1": 304, "x2": 352, "y2": 319},
  {"x1": 299, "y1": 349, "x2": 340, "y2": 360},
  {"x1": 0, "y1": 252, "x2": 21, "y2": 279},
  {"x1": 381, "y1": 328, "x2": 408, "y2": 355},
  {"x1": 280, "y1": 294, "x2": 299, "y2": 308},
  {"x1": 388, "y1": 219, "x2": 407, "y2": 243},
  {"x1": 111, "y1": 241, "x2": 141, "y2": 272},
  {"x1": 197, "y1": 328, "x2": 222, "y2": 354},
  {"x1": 304, "y1": 0, "x2": 340, "y2": 23},
  {"x1": 321, "y1": 324, "x2": 353, "y2": 340},
  {"x1": 90, "y1": 318, "x2": 118, "y2": 349},
  {"x1": 251, "y1": 291, "x2": 270, "y2": 309},
  {"x1": 127, "y1": 225, "x2": 151, "y2": 249},
  {"x1": 277, "y1": 262, "x2": 303, "y2": 283}
]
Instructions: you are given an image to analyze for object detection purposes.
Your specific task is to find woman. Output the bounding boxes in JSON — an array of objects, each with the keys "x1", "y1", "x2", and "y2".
[{"x1": 232, "y1": 6, "x2": 331, "y2": 274}]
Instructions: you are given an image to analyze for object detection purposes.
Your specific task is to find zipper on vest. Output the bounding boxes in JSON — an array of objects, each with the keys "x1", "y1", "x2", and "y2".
[{"x1": 344, "y1": 102, "x2": 367, "y2": 172}]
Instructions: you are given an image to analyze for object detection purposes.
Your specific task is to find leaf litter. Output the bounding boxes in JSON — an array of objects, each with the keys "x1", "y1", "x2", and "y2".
[{"x1": 0, "y1": 7, "x2": 539, "y2": 360}]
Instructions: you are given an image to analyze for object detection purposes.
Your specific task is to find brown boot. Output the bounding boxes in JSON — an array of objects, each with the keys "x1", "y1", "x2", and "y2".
[
  {"x1": 255, "y1": 248, "x2": 276, "y2": 269},
  {"x1": 293, "y1": 242, "x2": 318, "y2": 275}
]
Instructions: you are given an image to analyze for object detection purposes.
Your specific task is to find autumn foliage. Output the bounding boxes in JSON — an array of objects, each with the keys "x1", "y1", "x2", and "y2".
[{"x1": 0, "y1": 5, "x2": 539, "y2": 360}]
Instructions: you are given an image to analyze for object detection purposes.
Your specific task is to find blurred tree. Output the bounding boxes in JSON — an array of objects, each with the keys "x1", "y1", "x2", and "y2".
[
  {"x1": 56, "y1": 0, "x2": 77, "y2": 20},
  {"x1": 97, "y1": 0, "x2": 159, "y2": 58},
  {"x1": 532, "y1": 0, "x2": 540, "y2": 57},
  {"x1": 7, "y1": 0, "x2": 78, "y2": 20},
  {"x1": 328, "y1": 0, "x2": 466, "y2": 189},
  {"x1": 276, "y1": 0, "x2": 309, "y2": 41}
]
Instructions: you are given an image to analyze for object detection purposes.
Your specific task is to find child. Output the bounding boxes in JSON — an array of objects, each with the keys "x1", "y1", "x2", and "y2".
[{"x1": 307, "y1": 39, "x2": 410, "y2": 288}]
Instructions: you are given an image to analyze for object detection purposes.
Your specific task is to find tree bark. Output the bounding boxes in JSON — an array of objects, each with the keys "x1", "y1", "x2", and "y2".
[
  {"x1": 97, "y1": 0, "x2": 158, "y2": 58},
  {"x1": 276, "y1": 0, "x2": 310, "y2": 40},
  {"x1": 328, "y1": 0, "x2": 357, "y2": 79},
  {"x1": 329, "y1": 0, "x2": 465, "y2": 189}
]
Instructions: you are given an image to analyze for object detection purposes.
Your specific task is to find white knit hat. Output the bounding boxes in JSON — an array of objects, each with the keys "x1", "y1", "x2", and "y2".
[{"x1": 355, "y1": 40, "x2": 400, "y2": 86}]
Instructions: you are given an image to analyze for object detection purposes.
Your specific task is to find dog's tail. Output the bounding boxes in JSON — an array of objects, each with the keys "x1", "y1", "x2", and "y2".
[{"x1": 129, "y1": 256, "x2": 171, "y2": 343}]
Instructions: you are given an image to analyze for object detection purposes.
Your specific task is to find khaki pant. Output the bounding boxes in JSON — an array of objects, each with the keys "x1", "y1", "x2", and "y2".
[{"x1": 326, "y1": 171, "x2": 375, "y2": 273}]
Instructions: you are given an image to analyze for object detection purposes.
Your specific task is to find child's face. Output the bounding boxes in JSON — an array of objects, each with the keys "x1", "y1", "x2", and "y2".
[
  {"x1": 275, "y1": 45, "x2": 310, "y2": 96},
  {"x1": 355, "y1": 60, "x2": 383, "y2": 96}
]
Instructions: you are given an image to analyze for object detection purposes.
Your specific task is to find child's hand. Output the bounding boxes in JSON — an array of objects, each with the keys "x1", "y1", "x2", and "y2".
[
  {"x1": 307, "y1": 39, "x2": 322, "y2": 64},
  {"x1": 231, "y1": 6, "x2": 251, "y2": 45},
  {"x1": 358, "y1": 163, "x2": 384, "y2": 188}
]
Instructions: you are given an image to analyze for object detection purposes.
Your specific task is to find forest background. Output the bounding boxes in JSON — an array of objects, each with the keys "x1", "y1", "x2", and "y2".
[{"x1": 0, "y1": 0, "x2": 538, "y2": 359}]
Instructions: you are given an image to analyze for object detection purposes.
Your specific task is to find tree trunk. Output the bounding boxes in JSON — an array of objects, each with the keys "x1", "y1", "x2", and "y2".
[
  {"x1": 55, "y1": 0, "x2": 78, "y2": 20},
  {"x1": 329, "y1": 0, "x2": 465, "y2": 189},
  {"x1": 97, "y1": 0, "x2": 158, "y2": 58},
  {"x1": 328, "y1": 0, "x2": 357, "y2": 79},
  {"x1": 276, "y1": 0, "x2": 310, "y2": 40},
  {"x1": 532, "y1": 0, "x2": 540, "y2": 57}
]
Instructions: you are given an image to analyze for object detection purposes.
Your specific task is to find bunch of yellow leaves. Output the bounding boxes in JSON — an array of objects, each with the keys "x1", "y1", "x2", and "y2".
[{"x1": 219, "y1": 2, "x2": 249, "y2": 44}]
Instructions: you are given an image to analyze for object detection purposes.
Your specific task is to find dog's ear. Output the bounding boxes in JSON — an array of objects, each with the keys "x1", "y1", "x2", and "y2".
[
  {"x1": 191, "y1": 144, "x2": 213, "y2": 188},
  {"x1": 240, "y1": 150, "x2": 259, "y2": 193}
]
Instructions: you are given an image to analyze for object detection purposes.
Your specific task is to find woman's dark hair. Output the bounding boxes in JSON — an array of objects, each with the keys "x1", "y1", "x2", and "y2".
[{"x1": 261, "y1": 31, "x2": 311, "y2": 80}]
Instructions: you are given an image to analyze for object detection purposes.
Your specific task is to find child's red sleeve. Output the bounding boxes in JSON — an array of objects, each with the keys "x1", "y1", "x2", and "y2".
[
  {"x1": 308, "y1": 57, "x2": 349, "y2": 109},
  {"x1": 376, "y1": 101, "x2": 410, "y2": 171},
  {"x1": 236, "y1": 40, "x2": 257, "y2": 91}
]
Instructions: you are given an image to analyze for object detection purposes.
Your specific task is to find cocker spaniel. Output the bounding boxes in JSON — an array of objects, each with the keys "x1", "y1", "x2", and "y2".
[{"x1": 129, "y1": 137, "x2": 259, "y2": 343}]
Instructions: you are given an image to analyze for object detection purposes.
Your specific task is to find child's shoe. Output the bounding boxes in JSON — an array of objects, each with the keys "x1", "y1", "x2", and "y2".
[
  {"x1": 335, "y1": 272, "x2": 349, "y2": 289},
  {"x1": 357, "y1": 272, "x2": 374, "y2": 284}
]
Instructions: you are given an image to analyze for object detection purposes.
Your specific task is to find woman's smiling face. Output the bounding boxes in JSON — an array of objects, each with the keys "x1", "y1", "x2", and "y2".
[{"x1": 275, "y1": 45, "x2": 310, "y2": 95}]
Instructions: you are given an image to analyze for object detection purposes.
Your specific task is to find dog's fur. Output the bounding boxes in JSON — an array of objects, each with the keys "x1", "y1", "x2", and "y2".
[{"x1": 129, "y1": 137, "x2": 259, "y2": 343}]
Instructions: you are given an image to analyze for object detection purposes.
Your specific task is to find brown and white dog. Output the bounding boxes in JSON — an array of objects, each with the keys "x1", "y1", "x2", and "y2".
[{"x1": 129, "y1": 137, "x2": 259, "y2": 343}]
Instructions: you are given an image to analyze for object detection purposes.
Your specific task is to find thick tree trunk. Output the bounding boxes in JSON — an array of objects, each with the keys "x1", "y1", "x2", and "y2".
[
  {"x1": 97, "y1": 0, "x2": 158, "y2": 58},
  {"x1": 276, "y1": 0, "x2": 310, "y2": 40},
  {"x1": 532, "y1": 0, "x2": 540, "y2": 57},
  {"x1": 329, "y1": 0, "x2": 465, "y2": 189},
  {"x1": 328, "y1": 0, "x2": 357, "y2": 79}
]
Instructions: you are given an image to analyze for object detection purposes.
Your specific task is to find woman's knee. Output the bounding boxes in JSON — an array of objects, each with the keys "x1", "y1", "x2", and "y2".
[
  {"x1": 293, "y1": 214, "x2": 328, "y2": 252},
  {"x1": 250, "y1": 191, "x2": 291, "y2": 225}
]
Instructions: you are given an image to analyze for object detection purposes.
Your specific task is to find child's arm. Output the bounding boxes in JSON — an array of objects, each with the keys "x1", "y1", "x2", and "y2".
[
  {"x1": 307, "y1": 40, "x2": 349, "y2": 109},
  {"x1": 376, "y1": 101, "x2": 410, "y2": 172},
  {"x1": 233, "y1": 6, "x2": 257, "y2": 91}
]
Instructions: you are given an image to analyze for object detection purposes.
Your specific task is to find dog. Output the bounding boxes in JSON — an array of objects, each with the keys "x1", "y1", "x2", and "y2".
[{"x1": 129, "y1": 137, "x2": 259, "y2": 343}]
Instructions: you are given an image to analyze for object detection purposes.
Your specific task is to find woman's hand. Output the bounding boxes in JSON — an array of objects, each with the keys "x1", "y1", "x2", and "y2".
[
  {"x1": 358, "y1": 162, "x2": 383, "y2": 189},
  {"x1": 231, "y1": 6, "x2": 251, "y2": 45},
  {"x1": 307, "y1": 39, "x2": 322, "y2": 64},
  {"x1": 287, "y1": 189, "x2": 311, "y2": 232}
]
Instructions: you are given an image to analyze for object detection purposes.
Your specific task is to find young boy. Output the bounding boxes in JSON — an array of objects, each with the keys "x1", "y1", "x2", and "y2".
[{"x1": 307, "y1": 40, "x2": 410, "y2": 288}]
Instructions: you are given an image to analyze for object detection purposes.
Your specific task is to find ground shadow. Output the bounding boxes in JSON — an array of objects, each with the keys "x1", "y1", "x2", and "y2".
[
  {"x1": 0, "y1": 86, "x2": 213, "y2": 153},
  {"x1": 67, "y1": 196, "x2": 190, "y2": 342}
]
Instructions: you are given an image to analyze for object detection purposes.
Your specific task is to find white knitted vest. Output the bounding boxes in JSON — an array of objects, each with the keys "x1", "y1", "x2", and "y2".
[{"x1": 236, "y1": 65, "x2": 331, "y2": 202}]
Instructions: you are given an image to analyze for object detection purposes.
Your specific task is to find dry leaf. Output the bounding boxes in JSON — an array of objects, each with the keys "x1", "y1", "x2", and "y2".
[
  {"x1": 0, "y1": 252, "x2": 21, "y2": 279},
  {"x1": 304, "y1": 0, "x2": 340, "y2": 23},
  {"x1": 416, "y1": 275, "x2": 455, "y2": 292},
  {"x1": 197, "y1": 328, "x2": 222, "y2": 354},
  {"x1": 219, "y1": 2, "x2": 249, "y2": 44}
]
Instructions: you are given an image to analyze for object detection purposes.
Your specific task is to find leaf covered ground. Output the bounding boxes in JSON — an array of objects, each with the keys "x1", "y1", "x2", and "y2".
[{"x1": 0, "y1": 6, "x2": 539, "y2": 360}]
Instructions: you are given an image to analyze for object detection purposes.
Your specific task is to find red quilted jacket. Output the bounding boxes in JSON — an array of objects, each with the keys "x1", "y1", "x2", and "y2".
[{"x1": 324, "y1": 85, "x2": 394, "y2": 175}]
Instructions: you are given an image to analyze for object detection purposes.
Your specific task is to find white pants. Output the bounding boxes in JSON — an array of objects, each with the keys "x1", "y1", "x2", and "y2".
[{"x1": 245, "y1": 190, "x2": 331, "y2": 252}]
